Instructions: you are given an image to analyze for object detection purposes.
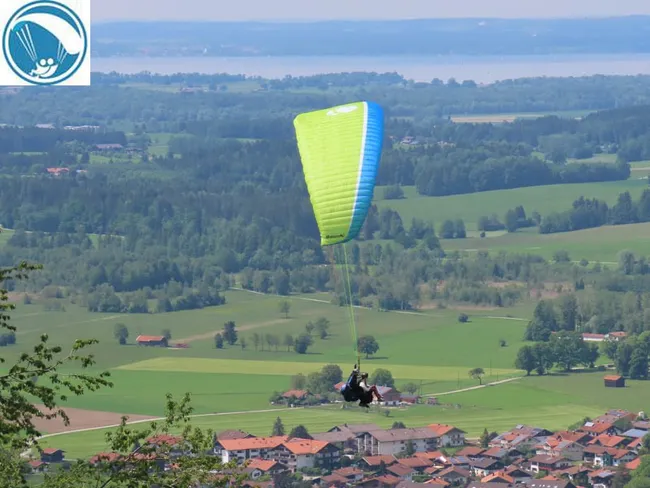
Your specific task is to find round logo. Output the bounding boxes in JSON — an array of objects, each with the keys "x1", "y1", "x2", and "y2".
[{"x1": 2, "y1": 0, "x2": 88, "y2": 85}]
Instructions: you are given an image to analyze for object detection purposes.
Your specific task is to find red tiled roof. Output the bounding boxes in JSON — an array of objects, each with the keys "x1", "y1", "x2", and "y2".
[
  {"x1": 580, "y1": 422, "x2": 615, "y2": 434},
  {"x1": 247, "y1": 459, "x2": 279, "y2": 471},
  {"x1": 282, "y1": 439, "x2": 330, "y2": 455},
  {"x1": 220, "y1": 436, "x2": 289, "y2": 451},
  {"x1": 364, "y1": 455, "x2": 398, "y2": 466},
  {"x1": 425, "y1": 480, "x2": 449, "y2": 486},
  {"x1": 414, "y1": 451, "x2": 445, "y2": 460},
  {"x1": 148, "y1": 434, "x2": 182, "y2": 446},
  {"x1": 41, "y1": 448, "x2": 63, "y2": 455},
  {"x1": 136, "y1": 335, "x2": 165, "y2": 342},
  {"x1": 456, "y1": 446, "x2": 485, "y2": 457},
  {"x1": 428, "y1": 424, "x2": 465, "y2": 436},
  {"x1": 398, "y1": 456, "x2": 434, "y2": 468},
  {"x1": 588, "y1": 434, "x2": 626, "y2": 447},
  {"x1": 90, "y1": 452, "x2": 122, "y2": 464},
  {"x1": 481, "y1": 472, "x2": 514, "y2": 483},
  {"x1": 282, "y1": 389, "x2": 308, "y2": 398},
  {"x1": 626, "y1": 457, "x2": 642, "y2": 470},
  {"x1": 604, "y1": 375, "x2": 623, "y2": 381}
]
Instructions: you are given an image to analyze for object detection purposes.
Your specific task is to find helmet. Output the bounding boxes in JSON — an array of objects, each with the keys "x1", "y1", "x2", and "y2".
[{"x1": 361, "y1": 372, "x2": 368, "y2": 379}]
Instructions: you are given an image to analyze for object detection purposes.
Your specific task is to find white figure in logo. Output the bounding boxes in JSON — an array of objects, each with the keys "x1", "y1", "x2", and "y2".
[{"x1": 30, "y1": 57, "x2": 58, "y2": 78}]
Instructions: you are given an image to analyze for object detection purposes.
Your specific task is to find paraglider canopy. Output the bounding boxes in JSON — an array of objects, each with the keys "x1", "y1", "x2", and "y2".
[
  {"x1": 12, "y1": 13, "x2": 84, "y2": 55},
  {"x1": 293, "y1": 101, "x2": 384, "y2": 247}
]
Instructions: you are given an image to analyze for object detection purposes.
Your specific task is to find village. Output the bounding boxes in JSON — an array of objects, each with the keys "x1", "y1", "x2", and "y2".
[{"x1": 31, "y1": 408, "x2": 649, "y2": 488}]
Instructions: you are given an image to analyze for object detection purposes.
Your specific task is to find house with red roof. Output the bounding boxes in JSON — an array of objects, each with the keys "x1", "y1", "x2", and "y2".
[
  {"x1": 268, "y1": 438, "x2": 340, "y2": 471},
  {"x1": 243, "y1": 458, "x2": 287, "y2": 478},
  {"x1": 40, "y1": 448, "x2": 65, "y2": 463},
  {"x1": 218, "y1": 436, "x2": 289, "y2": 464},
  {"x1": 359, "y1": 428, "x2": 440, "y2": 456},
  {"x1": 427, "y1": 424, "x2": 466, "y2": 447},
  {"x1": 136, "y1": 335, "x2": 168, "y2": 347}
]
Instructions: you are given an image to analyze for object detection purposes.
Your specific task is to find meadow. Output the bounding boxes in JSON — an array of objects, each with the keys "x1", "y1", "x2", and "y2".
[
  {"x1": 42, "y1": 369, "x2": 650, "y2": 459},
  {"x1": 2, "y1": 288, "x2": 529, "y2": 417},
  {"x1": 376, "y1": 179, "x2": 649, "y2": 232},
  {"x1": 441, "y1": 223, "x2": 650, "y2": 263},
  {"x1": 449, "y1": 110, "x2": 594, "y2": 123}
]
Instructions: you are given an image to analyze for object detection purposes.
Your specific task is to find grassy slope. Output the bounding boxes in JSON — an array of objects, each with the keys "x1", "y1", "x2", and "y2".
[
  {"x1": 376, "y1": 179, "x2": 648, "y2": 231},
  {"x1": 442, "y1": 223, "x2": 650, "y2": 263}
]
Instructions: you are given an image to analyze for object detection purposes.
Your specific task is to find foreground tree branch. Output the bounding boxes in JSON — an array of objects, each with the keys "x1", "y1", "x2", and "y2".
[{"x1": 0, "y1": 263, "x2": 243, "y2": 488}]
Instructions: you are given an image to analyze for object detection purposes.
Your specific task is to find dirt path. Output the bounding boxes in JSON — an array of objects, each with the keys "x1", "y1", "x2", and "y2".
[
  {"x1": 32, "y1": 405, "x2": 157, "y2": 434},
  {"x1": 424, "y1": 377, "x2": 521, "y2": 397},
  {"x1": 36, "y1": 406, "x2": 300, "y2": 440},
  {"x1": 175, "y1": 318, "x2": 289, "y2": 343}
]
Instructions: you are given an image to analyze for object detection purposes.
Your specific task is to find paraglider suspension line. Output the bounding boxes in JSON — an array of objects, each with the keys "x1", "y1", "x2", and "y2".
[{"x1": 341, "y1": 243, "x2": 360, "y2": 366}]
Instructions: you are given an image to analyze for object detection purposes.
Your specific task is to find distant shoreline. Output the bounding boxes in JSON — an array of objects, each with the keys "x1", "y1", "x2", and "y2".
[{"x1": 89, "y1": 53, "x2": 650, "y2": 84}]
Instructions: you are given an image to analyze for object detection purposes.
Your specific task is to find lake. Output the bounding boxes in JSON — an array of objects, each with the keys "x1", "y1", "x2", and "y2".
[{"x1": 90, "y1": 53, "x2": 650, "y2": 83}]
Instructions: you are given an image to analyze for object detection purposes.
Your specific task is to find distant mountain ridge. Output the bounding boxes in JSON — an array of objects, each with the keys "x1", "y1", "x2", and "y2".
[{"x1": 90, "y1": 16, "x2": 650, "y2": 57}]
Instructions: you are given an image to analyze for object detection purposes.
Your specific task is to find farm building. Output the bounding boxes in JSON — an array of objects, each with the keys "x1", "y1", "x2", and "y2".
[
  {"x1": 136, "y1": 335, "x2": 168, "y2": 347},
  {"x1": 604, "y1": 375, "x2": 625, "y2": 388}
]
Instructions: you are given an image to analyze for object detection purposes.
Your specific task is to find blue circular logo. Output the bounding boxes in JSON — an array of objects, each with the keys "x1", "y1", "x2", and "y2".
[{"x1": 2, "y1": 0, "x2": 88, "y2": 85}]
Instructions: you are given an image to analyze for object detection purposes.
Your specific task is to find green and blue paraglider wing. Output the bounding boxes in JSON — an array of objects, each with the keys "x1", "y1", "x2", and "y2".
[{"x1": 293, "y1": 101, "x2": 384, "y2": 247}]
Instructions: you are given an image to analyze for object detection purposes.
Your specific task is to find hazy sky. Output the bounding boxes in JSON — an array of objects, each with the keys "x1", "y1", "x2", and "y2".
[{"x1": 93, "y1": 0, "x2": 650, "y2": 22}]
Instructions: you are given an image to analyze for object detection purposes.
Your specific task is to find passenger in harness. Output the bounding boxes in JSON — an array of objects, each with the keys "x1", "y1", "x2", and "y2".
[{"x1": 340, "y1": 365, "x2": 383, "y2": 408}]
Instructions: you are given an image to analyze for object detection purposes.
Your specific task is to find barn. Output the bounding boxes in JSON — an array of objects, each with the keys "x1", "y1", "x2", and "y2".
[
  {"x1": 604, "y1": 375, "x2": 625, "y2": 388},
  {"x1": 136, "y1": 335, "x2": 168, "y2": 347}
]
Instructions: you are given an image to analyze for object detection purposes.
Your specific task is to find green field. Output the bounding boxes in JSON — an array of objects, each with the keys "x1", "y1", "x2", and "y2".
[
  {"x1": 450, "y1": 110, "x2": 594, "y2": 124},
  {"x1": 45, "y1": 368, "x2": 650, "y2": 459},
  {"x1": 11, "y1": 285, "x2": 650, "y2": 460},
  {"x1": 441, "y1": 223, "x2": 650, "y2": 263},
  {"x1": 377, "y1": 179, "x2": 648, "y2": 231}
]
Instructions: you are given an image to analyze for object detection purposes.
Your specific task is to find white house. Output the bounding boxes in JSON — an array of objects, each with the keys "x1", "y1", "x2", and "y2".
[
  {"x1": 218, "y1": 436, "x2": 288, "y2": 464},
  {"x1": 358, "y1": 428, "x2": 439, "y2": 456},
  {"x1": 427, "y1": 424, "x2": 466, "y2": 447}
]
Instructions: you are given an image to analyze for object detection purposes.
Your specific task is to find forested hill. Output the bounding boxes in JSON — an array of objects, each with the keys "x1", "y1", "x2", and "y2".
[
  {"x1": 91, "y1": 17, "x2": 650, "y2": 57},
  {"x1": 0, "y1": 74, "x2": 649, "y2": 313}
]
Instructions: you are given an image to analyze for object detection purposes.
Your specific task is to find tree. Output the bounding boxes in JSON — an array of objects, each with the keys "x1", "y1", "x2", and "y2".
[
  {"x1": 162, "y1": 328, "x2": 172, "y2": 340},
  {"x1": 223, "y1": 321, "x2": 237, "y2": 345},
  {"x1": 479, "y1": 428, "x2": 490, "y2": 448},
  {"x1": 279, "y1": 300, "x2": 291, "y2": 319},
  {"x1": 358, "y1": 335, "x2": 380, "y2": 359},
  {"x1": 0, "y1": 263, "x2": 113, "y2": 453},
  {"x1": 401, "y1": 382, "x2": 419, "y2": 394},
  {"x1": 320, "y1": 364, "x2": 343, "y2": 389},
  {"x1": 113, "y1": 323, "x2": 129, "y2": 345},
  {"x1": 291, "y1": 373, "x2": 307, "y2": 390},
  {"x1": 458, "y1": 313, "x2": 469, "y2": 323},
  {"x1": 370, "y1": 368, "x2": 394, "y2": 387},
  {"x1": 284, "y1": 333, "x2": 294, "y2": 352},
  {"x1": 294, "y1": 333, "x2": 313, "y2": 354},
  {"x1": 392, "y1": 421, "x2": 406, "y2": 429},
  {"x1": 252, "y1": 332, "x2": 261, "y2": 351},
  {"x1": 532, "y1": 342, "x2": 555, "y2": 375},
  {"x1": 240, "y1": 337, "x2": 247, "y2": 350},
  {"x1": 404, "y1": 439, "x2": 416, "y2": 456},
  {"x1": 315, "y1": 317, "x2": 330, "y2": 339},
  {"x1": 214, "y1": 333, "x2": 224, "y2": 349},
  {"x1": 469, "y1": 367, "x2": 485, "y2": 385},
  {"x1": 550, "y1": 331, "x2": 585, "y2": 371},
  {"x1": 629, "y1": 344, "x2": 649, "y2": 380},
  {"x1": 305, "y1": 321, "x2": 315, "y2": 335},
  {"x1": 289, "y1": 425, "x2": 311, "y2": 439},
  {"x1": 272, "y1": 416, "x2": 285, "y2": 436},
  {"x1": 515, "y1": 345, "x2": 536, "y2": 375},
  {"x1": 558, "y1": 294, "x2": 578, "y2": 331},
  {"x1": 1, "y1": 264, "x2": 242, "y2": 487}
]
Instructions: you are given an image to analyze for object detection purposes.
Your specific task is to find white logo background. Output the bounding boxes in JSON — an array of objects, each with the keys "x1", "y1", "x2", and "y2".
[{"x1": 0, "y1": 0, "x2": 90, "y2": 86}]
